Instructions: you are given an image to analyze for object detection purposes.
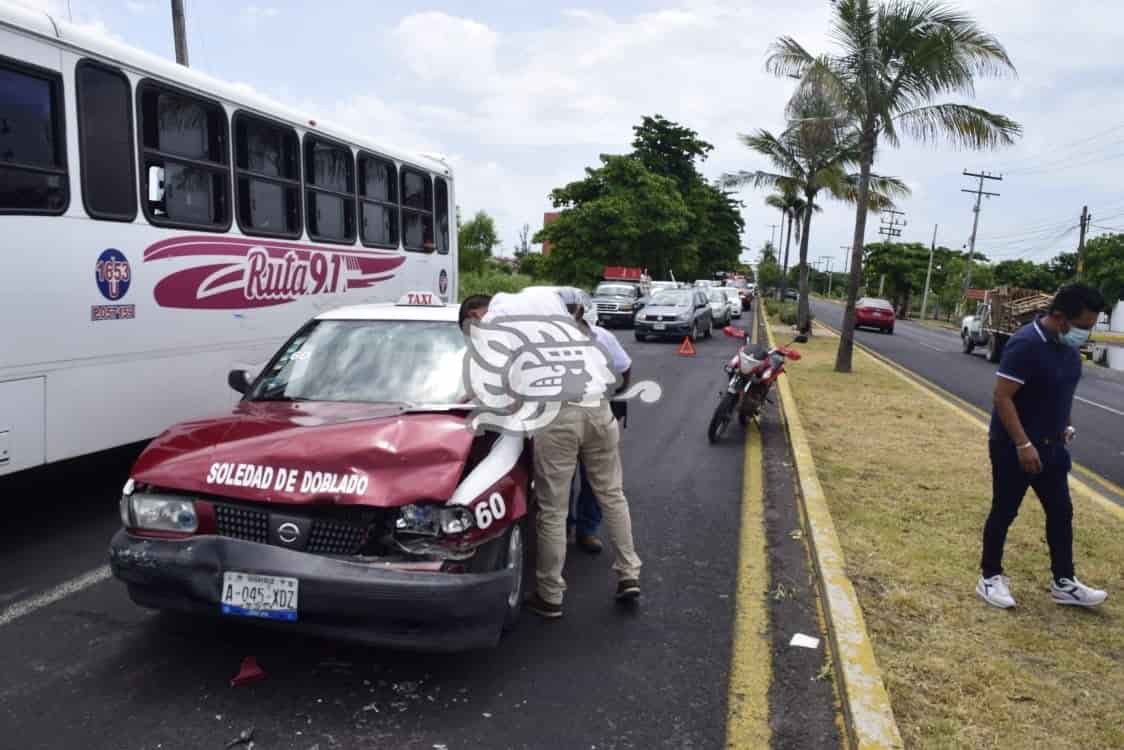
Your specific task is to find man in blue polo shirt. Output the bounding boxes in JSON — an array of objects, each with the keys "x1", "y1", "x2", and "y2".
[{"x1": 977, "y1": 284, "x2": 1107, "y2": 609}]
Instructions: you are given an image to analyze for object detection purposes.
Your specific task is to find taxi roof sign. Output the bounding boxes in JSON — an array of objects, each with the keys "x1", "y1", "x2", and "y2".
[{"x1": 396, "y1": 291, "x2": 444, "y2": 307}]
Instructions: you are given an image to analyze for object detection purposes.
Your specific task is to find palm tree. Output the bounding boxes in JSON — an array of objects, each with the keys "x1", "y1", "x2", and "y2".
[
  {"x1": 726, "y1": 90, "x2": 906, "y2": 330},
  {"x1": 764, "y1": 188, "x2": 817, "y2": 303},
  {"x1": 766, "y1": 0, "x2": 1021, "y2": 371}
]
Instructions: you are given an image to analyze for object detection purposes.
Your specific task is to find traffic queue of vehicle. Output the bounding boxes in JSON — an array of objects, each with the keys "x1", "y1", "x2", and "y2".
[{"x1": 109, "y1": 293, "x2": 530, "y2": 652}]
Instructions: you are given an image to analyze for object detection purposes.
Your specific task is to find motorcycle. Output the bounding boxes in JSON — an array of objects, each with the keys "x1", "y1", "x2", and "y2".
[{"x1": 706, "y1": 325, "x2": 805, "y2": 443}]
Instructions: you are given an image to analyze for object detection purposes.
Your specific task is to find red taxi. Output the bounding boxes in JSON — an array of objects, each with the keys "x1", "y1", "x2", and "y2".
[
  {"x1": 855, "y1": 297, "x2": 896, "y2": 334},
  {"x1": 108, "y1": 294, "x2": 530, "y2": 651}
]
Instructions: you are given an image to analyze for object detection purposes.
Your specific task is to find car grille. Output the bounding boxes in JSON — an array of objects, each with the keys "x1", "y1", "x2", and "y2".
[
  {"x1": 644, "y1": 314, "x2": 676, "y2": 322},
  {"x1": 213, "y1": 502, "x2": 370, "y2": 555},
  {"x1": 307, "y1": 518, "x2": 368, "y2": 555},
  {"x1": 596, "y1": 302, "x2": 619, "y2": 312},
  {"x1": 214, "y1": 503, "x2": 269, "y2": 544}
]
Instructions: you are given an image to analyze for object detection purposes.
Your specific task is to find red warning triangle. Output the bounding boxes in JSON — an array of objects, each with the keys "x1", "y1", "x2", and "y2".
[{"x1": 677, "y1": 337, "x2": 697, "y2": 356}]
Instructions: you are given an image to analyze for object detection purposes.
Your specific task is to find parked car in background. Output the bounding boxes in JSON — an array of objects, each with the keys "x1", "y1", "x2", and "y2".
[
  {"x1": 855, "y1": 297, "x2": 896, "y2": 334},
  {"x1": 635, "y1": 289, "x2": 713, "y2": 342},
  {"x1": 720, "y1": 288, "x2": 743, "y2": 318},
  {"x1": 650, "y1": 281, "x2": 680, "y2": 294},
  {"x1": 591, "y1": 282, "x2": 644, "y2": 328},
  {"x1": 783, "y1": 288, "x2": 799, "y2": 301},
  {"x1": 707, "y1": 288, "x2": 732, "y2": 327}
]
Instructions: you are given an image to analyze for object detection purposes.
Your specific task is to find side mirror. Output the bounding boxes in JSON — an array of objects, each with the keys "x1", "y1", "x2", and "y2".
[{"x1": 227, "y1": 369, "x2": 251, "y2": 395}]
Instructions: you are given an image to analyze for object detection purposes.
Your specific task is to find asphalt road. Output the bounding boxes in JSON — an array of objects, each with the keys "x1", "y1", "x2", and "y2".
[
  {"x1": 0, "y1": 315, "x2": 838, "y2": 750},
  {"x1": 810, "y1": 298, "x2": 1124, "y2": 500}
]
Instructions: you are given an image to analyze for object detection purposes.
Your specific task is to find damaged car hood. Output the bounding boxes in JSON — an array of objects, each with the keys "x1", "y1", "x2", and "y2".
[{"x1": 131, "y1": 402, "x2": 477, "y2": 507}]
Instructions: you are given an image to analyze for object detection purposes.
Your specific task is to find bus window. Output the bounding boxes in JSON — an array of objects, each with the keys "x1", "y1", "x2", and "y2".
[
  {"x1": 358, "y1": 153, "x2": 398, "y2": 248},
  {"x1": 434, "y1": 177, "x2": 449, "y2": 254},
  {"x1": 234, "y1": 111, "x2": 300, "y2": 238},
  {"x1": 401, "y1": 168, "x2": 433, "y2": 252},
  {"x1": 0, "y1": 59, "x2": 68, "y2": 214},
  {"x1": 138, "y1": 80, "x2": 230, "y2": 230},
  {"x1": 304, "y1": 135, "x2": 355, "y2": 244},
  {"x1": 76, "y1": 60, "x2": 136, "y2": 221}
]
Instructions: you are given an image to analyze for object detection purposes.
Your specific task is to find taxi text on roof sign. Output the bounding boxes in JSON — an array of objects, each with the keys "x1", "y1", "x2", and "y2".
[{"x1": 397, "y1": 291, "x2": 444, "y2": 306}]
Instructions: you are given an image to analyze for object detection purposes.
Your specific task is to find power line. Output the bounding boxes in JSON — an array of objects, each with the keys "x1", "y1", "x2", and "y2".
[{"x1": 960, "y1": 169, "x2": 1001, "y2": 300}]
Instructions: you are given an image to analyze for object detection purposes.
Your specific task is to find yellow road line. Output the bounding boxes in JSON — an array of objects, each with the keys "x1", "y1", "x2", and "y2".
[
  {"x1": 725, "y1": 423, "x2": 772, "y2": 749},
  {"x1": 767, "y1": 308, "x2": 903, "y2": 750},
  {"x1": 814, "y1": 321, "x2": 1124, "y2": 523}
]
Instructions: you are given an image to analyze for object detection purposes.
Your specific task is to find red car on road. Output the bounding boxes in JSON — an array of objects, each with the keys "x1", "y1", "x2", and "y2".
[
  {"x1": 109, "y1": 295, "x2": 530, "y2": 651},
  {"x1": 855, "y1": 297, "x2": 896, "y2": 334}
]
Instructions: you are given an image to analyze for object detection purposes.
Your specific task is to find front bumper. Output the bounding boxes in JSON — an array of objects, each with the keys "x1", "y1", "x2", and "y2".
[
  {"x1": 108, "y1": 530, "x2": 512, "y2": 652},
  {"x1": 635, "y1": 320, "x2": 692, "y2": 338},
  {"x1": 596, "y1": 310, "x2": 637, "y2": 326}
]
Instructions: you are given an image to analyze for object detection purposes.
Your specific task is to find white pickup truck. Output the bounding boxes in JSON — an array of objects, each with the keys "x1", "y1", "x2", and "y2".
[{"x1": 961, "y1": 287, "x2": 1052, "y2": 363}]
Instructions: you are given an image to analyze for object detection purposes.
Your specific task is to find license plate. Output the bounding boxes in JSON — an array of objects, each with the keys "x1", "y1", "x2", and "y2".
[
  {"x1": 653, "y1": 323, "x2": 666, "y2": 330},
  {"x1": 221, "y1": 571, "x2": 299, "y2": 621}
]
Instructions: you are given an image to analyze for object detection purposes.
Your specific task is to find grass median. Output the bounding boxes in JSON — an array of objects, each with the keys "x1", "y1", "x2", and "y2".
[{"x1": 778, "y1": 323, "x2": 1124, "y2": 750}]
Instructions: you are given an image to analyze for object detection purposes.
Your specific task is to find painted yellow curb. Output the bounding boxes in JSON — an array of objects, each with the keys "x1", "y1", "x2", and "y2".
[
  {"x1": 765, "y1": 305, "x2": 904, "y2": 750},
  {"x1": 813, "y1": 321, "x2": 1124, "y2": 524},
  {"x1": 725, "y1": 300, "x2": 772, "y2": 749},
  {"x1": 725, "y1": 422, "x2": 772, "y2": 749}
]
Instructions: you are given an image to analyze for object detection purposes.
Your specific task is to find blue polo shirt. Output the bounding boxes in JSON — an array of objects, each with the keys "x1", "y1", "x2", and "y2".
[{"x1": 988, "y1": 317, "x2": 1082, "y2": 445}]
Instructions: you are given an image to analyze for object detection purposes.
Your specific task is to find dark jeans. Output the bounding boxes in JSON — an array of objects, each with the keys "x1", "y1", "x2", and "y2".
[
  {"x1": 981, "y1": 440, "x2": 1074, "y2": 582},
  {"x1": 567, "y1": 461, "x2": 602, "y2": 537}
]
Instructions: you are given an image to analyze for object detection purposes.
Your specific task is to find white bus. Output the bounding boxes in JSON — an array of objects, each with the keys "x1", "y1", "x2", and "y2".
[{"x1": 0, "y1": 1, "x2": 457, "y2": 476}]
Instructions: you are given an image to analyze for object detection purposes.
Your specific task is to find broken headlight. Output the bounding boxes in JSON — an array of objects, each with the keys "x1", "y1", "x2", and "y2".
[
  {"x1": 396, "y1": 504, "x2": 475, "y2": 536},
  {"x1": 130, "y1": 493, "x2": 198, "y2": 533}
]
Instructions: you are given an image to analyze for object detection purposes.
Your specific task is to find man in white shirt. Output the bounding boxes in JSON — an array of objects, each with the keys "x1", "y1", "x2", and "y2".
[{"x1": 458, "y1": 288, "x2": 642, "y2": 619}]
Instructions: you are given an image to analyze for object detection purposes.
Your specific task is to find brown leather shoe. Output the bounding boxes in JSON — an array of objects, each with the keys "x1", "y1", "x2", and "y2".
[{"x1": 577, "y1": 534, "x2": 603, "y2": 555}]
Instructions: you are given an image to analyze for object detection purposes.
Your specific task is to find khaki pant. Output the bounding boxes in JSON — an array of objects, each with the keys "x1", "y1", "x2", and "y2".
[{"x1": 532, "y1": 402, "x2": 642, "y2": 604}]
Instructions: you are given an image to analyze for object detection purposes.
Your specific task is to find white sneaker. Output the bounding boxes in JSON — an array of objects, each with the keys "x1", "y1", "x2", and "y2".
[
  {"x1": 1051, "y1": 577, "x2": 1107, "y2": 607},
  {"x1": 977, "y1": 574, "x2": 1016, "y2": 609}
]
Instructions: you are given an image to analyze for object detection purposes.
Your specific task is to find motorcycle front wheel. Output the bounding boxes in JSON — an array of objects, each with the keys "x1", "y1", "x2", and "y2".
[{"x1": 707, "y1": 393, "x2": 737, "y2": 443}]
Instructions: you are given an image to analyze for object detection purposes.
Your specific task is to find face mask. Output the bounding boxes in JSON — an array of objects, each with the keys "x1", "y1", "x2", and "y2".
[{"x1": 1060, "y1": 325, "x2": 1090, "y2": 348}]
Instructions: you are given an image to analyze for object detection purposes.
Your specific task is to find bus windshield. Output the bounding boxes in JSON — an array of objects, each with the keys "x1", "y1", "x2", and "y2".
[{"x1": 249, "y1": 320, "x2": 466, "y2": 405}]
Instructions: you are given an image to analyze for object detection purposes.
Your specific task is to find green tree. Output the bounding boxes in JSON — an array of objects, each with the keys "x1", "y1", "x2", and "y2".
[
  {"x1": 516, "y1": 252, "x2": 549, "y2": 280},
  {"x1": 769, "y1": 0, "x2": 1021, "y2": 370},
  {"x1": 534, "y1": 155, "x2": 692, "y2": 287},
  {"x1": 458, "y1": 210, "x2": 501, "y2": 256},
  {"x1": 864, "y1": 241, "x2": 931, "y2": 313},
  {"x1": 632, "y1": 115, "x2": 744, "y2": 277},
  {"x1": 725, "y1": 85, "x2": 906, "y2": 330},
  {"x1": 1082, "y1": 234, "x2": 1124, "y2": 304}
]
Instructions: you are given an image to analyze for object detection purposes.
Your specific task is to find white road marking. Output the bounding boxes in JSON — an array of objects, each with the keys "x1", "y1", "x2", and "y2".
[
  {"x1": 1075, "y1": 396, "x2": 1124, "y2": 417},
  {"x1": 0, "y1": 565, "x2": 111, "y2": 628}
]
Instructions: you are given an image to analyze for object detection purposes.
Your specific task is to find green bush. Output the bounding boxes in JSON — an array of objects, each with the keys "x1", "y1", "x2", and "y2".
[
  {"x1": 770, "y1": 301, "x2": 815, "y2": 326},
  {"x1": 458, "y1": 270, "x2": 536, "y2": 301}
]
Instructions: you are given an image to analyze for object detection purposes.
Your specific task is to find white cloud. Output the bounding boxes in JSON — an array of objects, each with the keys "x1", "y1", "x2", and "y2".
[
  {"x1": 302, "y1": 1, "x2": 1124, "y2": 262},
  {"x1": 240, "y1": 5, "x2": 279, "y2": 30},
  {"x1": 125, "y1": 1, "x2": 149, "y2": 13}
]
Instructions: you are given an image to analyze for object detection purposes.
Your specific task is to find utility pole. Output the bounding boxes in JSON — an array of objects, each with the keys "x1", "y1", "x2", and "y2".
[
  {"x1": 1077, "y1": 205, "x2": 1090, "y2": 276},
  {"x1": 819, "y1": 256, "x2": 834, "y2": 296},
  {"x1": 876, "y1": 208, "x2": 905, "y2": 300},
  {"x1": 920, "y1": 224, "x2": 938, "y2": 321},
  {"x1": 960, "y1": 169, "x2": 1001, "y2": 307},
  {"x1": 840, "y1": 245, "x2": 851, "y2": 275},
  {"x1": 171, "y1": 0, "x2": 189, "y2": 66}
]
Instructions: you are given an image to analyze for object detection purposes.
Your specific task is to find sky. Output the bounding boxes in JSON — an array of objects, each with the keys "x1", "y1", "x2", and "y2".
[{"x1": 16, "y1": 0, "x2": 1124, "y2": 270}]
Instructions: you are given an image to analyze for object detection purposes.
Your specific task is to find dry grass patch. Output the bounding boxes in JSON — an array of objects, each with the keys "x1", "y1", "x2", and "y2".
[{"x1": 783, "y1": 328, "x2": 1124, "y2": 750}]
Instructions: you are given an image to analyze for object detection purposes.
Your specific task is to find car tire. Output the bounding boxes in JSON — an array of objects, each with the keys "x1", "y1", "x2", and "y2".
[
  {"x1": 704, "y1": 320, "x2": 713, "y2": 338},
  {"x1": 467, "y1": 520, "x2": 526, "y2": 632},
  {"x1": 886, "y1": 326, "x2": 894, "y2": 335},
  {"x1": 961, "y1": 332, "x2": 974, "y2": 354},
  {"x1": 688, "y1": 323, "x2": 697, "y2": 343},
  {"x1": 987, "y1": 334, "x2": 1005, "y2": 364}
]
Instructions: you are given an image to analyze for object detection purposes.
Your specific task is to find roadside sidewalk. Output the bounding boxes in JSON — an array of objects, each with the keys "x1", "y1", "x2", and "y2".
[{"x1": 780, "y1": 323, "x2": 1124, "y2": 749}]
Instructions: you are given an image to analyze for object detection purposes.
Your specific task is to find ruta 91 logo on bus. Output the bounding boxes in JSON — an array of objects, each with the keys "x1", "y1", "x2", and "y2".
[{"x1": 143, "y1": 237, "x2": 407, "y2": 310}]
